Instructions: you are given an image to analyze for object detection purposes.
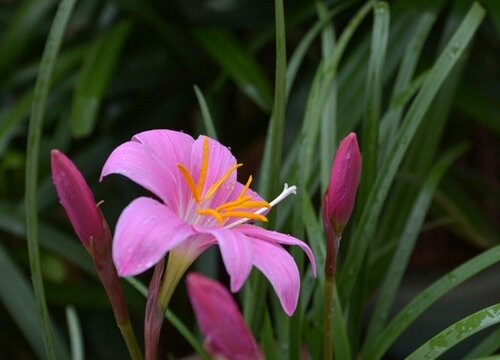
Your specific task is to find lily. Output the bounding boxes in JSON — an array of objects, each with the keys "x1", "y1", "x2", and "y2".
[{"x1": 101, "y1": 130, "x2": 316, "y2": 315}]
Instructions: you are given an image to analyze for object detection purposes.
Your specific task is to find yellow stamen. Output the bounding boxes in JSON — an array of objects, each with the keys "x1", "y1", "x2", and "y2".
[
  {"x1": 196, "y1": 137, "x2": 209, "y2": 197},
  {"x1": 237, "y1": 175, "x2": 253, "y2": 200},
  {"x1": 177, "y1": 163, "x2": 200, "y2": 203},
  {"x1": 204, "y1": 163, "x2": 243, "y2": 201},
  {"x1": 222, "y1": 211, "x2": 268, "y2": 222},
  {"x1": 215, "y1": 196, "x2": 252, "y2": 212},
  {"x1": 238, "y1": 200, "x2": 271, "y2": 209},
  {"x1": 197, "y1": 208, "x2": 224, "y2": 224}
]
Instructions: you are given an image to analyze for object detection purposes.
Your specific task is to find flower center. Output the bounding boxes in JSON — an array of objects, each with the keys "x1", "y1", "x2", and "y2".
[{"x1": 177, "y1": 136, "x2": 271, "y2": 225}]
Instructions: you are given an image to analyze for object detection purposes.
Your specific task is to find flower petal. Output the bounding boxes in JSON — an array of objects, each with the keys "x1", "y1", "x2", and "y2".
[
  {"x1": 113, "y1": 197, "x2": 195, "y2": 276},
  {"x1": 101, "y1": 130, "x2": 194, "y2": 213},
  {"x1": 196, "y1": 227, "x2": 253, "y2": 292},
  {"x1": 250, "y1": 238, "x2": 300, "y2": 316},
  {"x1": 237, "y1": 224, "x2": 317, "y2": 276},
  {"x1": 190, "y1": 136, "x2": 237, "y2": 208},
  {"x1": 186, "y1": 273, "x2": 262, "y2": 360}
]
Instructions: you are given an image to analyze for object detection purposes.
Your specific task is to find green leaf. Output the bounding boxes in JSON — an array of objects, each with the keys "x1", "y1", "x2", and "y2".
[
  {"x1": 379, "y1": 12, "x2": 436, "y2": 153},
  {"x1": 0, "y1": 0, "x2": 54, "y2": 76},
  {"x1": 0, "y1": 243, "x2": 69, "y2": 359},
  {"x1": 193, "y1": 85, "x2": 218, "y2": 140},
  {"x1": 245, "y1": 0, "x2": 287, "y2": 332},
  {"x1": 65, "y1": 306, "x2": 84, "y2": 360},
  {"x1": 361, "y1": 244, "x2": 500, "y2": 360},
  {"x1": 71, "y1": 21, "x2": 132, "y2": 137},
  {"x1": 332, "y1": 285, "x2": 352, "y2": 360},
  {"x1": 338, "y1": 2, "x2": 485, "y2": 305},
  {"x1": 359, "y1": 1, "x2": 389, "y2": 203},
  {"x1": 192, "y1": 27, "x2": 273, "y2": 112},
  {"x1": 364, "y1": 144, "x2": 467, "y2": 345},
  {"x1": 464, "y1": 326, "x2": 500, "y2": 358},
  {"x1": 24, "y1": 0, "x2": 78, "y2": 357},
  {"x1": 406, "y1": 303, "x2": 500, "y2": 360}
]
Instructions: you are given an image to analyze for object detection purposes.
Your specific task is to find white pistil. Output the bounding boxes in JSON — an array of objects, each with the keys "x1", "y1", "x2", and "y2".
[{"x1": 224, "y1": 183, "x2": 297, "y2": 229}]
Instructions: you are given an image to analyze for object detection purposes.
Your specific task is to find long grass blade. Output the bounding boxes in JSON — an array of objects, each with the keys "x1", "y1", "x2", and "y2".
[
  {"x1": 361, "y1": 244, "x2": 500, "y2": 360},
  {"x1": 338, "y1": 2, "x2": 485, "y2": 305},
  {"x1": 65, "y1": 306, "x2": 84, "y2": 360},
  {"x1": 464, "y1": 326, "x2": 500, "y2": 358},
  {"x1": 193, "y1": 85, "x2": 218, "y2": 140},
  {"x1": 406, "y1": 303, "x2": 500, "y2": 360},
  {"x1": 71, "y1": 20, "x2": 132, "y2": 137},
  {"x1": 364, "y1": 144, "x2": 467, "y2": 345},
  {"x1": 25, "y1": 0, "x2": 78, "y2": 357},
  {"x1": 359, "y1": 1, "x2": 389, "y2": 203}
]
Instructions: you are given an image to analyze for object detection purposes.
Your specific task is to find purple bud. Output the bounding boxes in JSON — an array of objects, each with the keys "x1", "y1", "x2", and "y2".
[
  {"x1": 51, "y1": 149, "x2": 106, "y2": 250},
  {"x1": 323, "y1": 133, "x2": 362, "y2": 237},
  {"x1": 186, "y1": 273, "x2": 263, "y2": 360}
]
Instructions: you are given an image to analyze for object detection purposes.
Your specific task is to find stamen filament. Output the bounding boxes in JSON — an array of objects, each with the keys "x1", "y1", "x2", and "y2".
[
  {"x1": 204, "y1": 163, "x2": 243, "y2": 201},
  {"x1": 222, "y1": 211, "x2": 268, "y2": 222},
  {"x1": 177, "y1": 164, "x2": 200, "y2": 203},
  {"x1": 215, "y1": 196, "x2": 252, "y2": 212},
  {"x1": 197, "y1": 208, "x2": 224, "y2": 224},
  {"x1": 237, "y1": 175, "x2": 253, "y2": 200},
  {"x1": 196, "y1": 137, "x2": 209, "y2": 197}
]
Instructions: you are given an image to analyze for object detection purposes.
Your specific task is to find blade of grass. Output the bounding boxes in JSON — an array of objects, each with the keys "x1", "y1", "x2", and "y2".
[
  {"x1": 245, "y1": 0, "x2": 287, "y2": 334},
  {"x1": 65, "y1": 306, "x2": 84, "y2": 360},
  {"x1": 125, "y1": 277, "x2": 209, "y2": 359},
  {"x1": 71, "y1": 20, "x2": 132, "y2": 137},
  {"x1": 338, "y1": 2, "x2": 485, "y2": 305},
  {"x1": 25, "y1": 0, "x2": 78, "y2": 357},
  {"x1": 332, "y1": 285, "x2": 352, "y2": 360},
  {"x1": 260, "y1": 309, "x2": 278, "y2": 360},
  {"x1": 193, "y1": 85, "x2": 218, "y2": 140},
  {"x1": 364, "y1": 144, "x2": 467, "y2": 345},
  {"x1": 464, "y1": 327, "x2": 500, "y2": 358},
  {"x1": 0, "y1": 243, "x2": 69, "y2": 359},
  {"x1": 0, "y1": 0, "x2": 54, "y2": 76},
  {"x1": 316, "y1": 2, "x2": 338, "y2": 194},
  {"x1": 192, "y1": 27, "x2": 273, "y2": 112},
  {"x1": 359, "y1": 1, "x2": 389, "y2": 203},
  {"x1": 406, "y1": 303, "x2": 500, "y2": 360},
  {"x1": 379, "y1": 12, "x2": 436, "y2": 154},
  {"x1": 361, "y1": 244, "x2": 500, "y2": 360}
]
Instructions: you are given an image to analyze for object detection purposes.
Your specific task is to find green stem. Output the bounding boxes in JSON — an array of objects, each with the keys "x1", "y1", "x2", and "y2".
[
  {"x1": 324, "y1": 275, "x2": 335, "y2": 360},
  {"x1": 118, "y1": 320, "x2": 143, "y2": 360}
]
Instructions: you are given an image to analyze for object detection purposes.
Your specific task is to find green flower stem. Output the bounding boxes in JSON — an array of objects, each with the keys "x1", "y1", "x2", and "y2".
[
  {"x1": 324, "y1": 274, "x2": 335, "y2": 360},
  {"x1": 158, "y1": 251, "x2": 195, "y2": 310},
  {"x1": 118, "y1": 319, "x2": 143, "y2": 360},
  {"x1": 324, "y1": 227, "x2": 339, "y2": 360}
]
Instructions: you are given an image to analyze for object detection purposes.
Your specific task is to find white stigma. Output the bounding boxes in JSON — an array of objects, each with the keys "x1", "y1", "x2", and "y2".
[{"x1": 224, "y1": 183, "x2": 297, "y2": 229}]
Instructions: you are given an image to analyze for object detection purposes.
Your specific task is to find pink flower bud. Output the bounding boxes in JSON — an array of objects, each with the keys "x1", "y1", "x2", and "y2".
[
  {"x1": 186, "y1": 273, "x2": 263, "y2": 360},
  {"x1": 51, "y1": 149, "x2": 107, "y2": 250},
  {"x1": 323, "y1": 132, "x2": 362, "y2": 237}
]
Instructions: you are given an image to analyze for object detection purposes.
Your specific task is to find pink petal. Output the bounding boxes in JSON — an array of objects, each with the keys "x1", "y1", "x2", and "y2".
[
  {"x1": 101, "y1": 130, "x2": 194, "y2": 213},
  {"x1": 196, "y1": 227, "x2": 253, "y2": 292},
  {"x1": 190, "y1": 136, "x2": 237, "y2": 208},
  {"x1": 236, "y1": 224, "x2": 317, "y2": 276},
  {"x1": 51, "y1": 150, "x2": 107, "y2": 249},
  {"x1": 186, "y1": 273, "x2": 262, "y2": 360},
  {"x1": 250, "y1": 239, "x2": 300, "y2": 316},
  {"x1": 113, "y1": 197, "x2": 195, "y2": 276}
]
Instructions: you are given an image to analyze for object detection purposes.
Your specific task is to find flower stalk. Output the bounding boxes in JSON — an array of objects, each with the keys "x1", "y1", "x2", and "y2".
[
  {"x1": 322, "y1": 133, "x2": 361, "y2": 359},
  {"x1": 51, "y1": 150, "x2": 142, "y2": 360}
]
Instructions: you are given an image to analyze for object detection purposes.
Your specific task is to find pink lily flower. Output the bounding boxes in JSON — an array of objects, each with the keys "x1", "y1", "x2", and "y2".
[
  {"x1": 186, "y1": 272, "x2": 263, "y2": 360},
  {"x1": 101, "y1": 130, "x2": 316, "y2": 315}
]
